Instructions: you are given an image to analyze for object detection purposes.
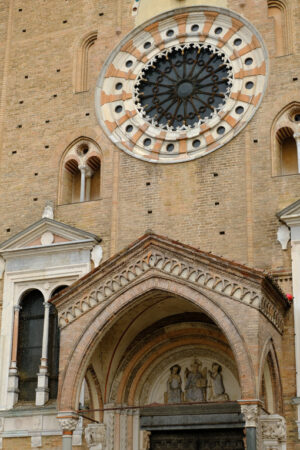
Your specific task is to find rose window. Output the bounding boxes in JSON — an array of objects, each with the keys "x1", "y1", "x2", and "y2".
[
  {"x1": 135, "y1": 44, "x2": 233, "y2": 131},
  {"x1": 96, "y1": 7, "x2": 268, "y2": 163}
]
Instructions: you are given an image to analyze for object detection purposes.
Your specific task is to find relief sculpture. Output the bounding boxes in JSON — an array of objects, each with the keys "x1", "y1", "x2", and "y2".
[
  {"x1": 165, "y1": 360, "x2": 229, "y2": 404},
  {"x1": 164, "y1": 364, "x2": 183, "y2": 403}
]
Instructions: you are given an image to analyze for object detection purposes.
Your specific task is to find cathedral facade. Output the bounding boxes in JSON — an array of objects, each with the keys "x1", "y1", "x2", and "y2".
[{"x1": 0, "y1": 0, "x2": 299, "y2": 448}]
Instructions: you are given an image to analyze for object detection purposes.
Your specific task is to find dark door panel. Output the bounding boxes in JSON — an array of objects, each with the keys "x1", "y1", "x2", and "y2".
[{"x1": 150, "y1": 429, "x2": 245, "y2": 450}]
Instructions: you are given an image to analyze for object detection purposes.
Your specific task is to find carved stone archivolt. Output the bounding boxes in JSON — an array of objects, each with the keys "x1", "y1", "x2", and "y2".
[{"x1": 56, "y1": 239, "x2": 286, "y2": 333}]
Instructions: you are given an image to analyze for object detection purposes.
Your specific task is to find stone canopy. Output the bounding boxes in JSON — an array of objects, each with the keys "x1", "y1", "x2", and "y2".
[{"x1": 52, "y1": 232, "x2": 289, "y2": 333}]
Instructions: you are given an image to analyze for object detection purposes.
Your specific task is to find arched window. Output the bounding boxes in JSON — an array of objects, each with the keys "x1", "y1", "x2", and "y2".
[
  {"x1": 17, "y1": 290, "x2": 44, "y2": 401},
  {"x1": 271, "y1": 103, "x2": 300, "y2": 176},
  {"x1": 268, "y1": 1, "x2": 291, "y2": 56},
  {"x1": 59, "y1": 138, "x2": 102, "y2": 205},
  {"x1": 277, "y1": 128, "x2": 298, "y2": 175}
]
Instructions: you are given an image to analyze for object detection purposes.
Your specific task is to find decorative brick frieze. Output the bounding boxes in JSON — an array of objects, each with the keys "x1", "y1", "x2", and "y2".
[{"x1": 55, "y1": 235, "x2": 287, "y2": 333}]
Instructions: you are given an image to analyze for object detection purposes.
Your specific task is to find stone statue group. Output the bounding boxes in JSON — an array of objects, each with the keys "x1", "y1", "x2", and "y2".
[{"x1": 165, "y1": 359, "x2": 229, "y2": 404}]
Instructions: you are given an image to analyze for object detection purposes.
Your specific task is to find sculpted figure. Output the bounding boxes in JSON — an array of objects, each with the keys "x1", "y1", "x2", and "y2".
[
  {"x1": 208, "y1": 363, "x2": 229, "y2": 401},
  {"x1": 165, "y1": 364, "x2": 183, "y2": 403},
  {"x1": 185, "y1": 360, "x2": 207, "y2": 402}
]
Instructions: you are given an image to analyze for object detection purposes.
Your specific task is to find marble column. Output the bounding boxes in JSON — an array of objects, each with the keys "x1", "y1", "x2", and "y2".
[
  {"x1": 7, "y1": 305, "x2": 21, "y2": 407},
  {"x1": 294, "y1": 133, "x2": 300, "y2": 174},
  {"x1": 85, "y1": 167, "x2": 93, "y2": 202},
  {"x1": 79, "y1": 165, "x2": 87, "y2": 202},
  {"x1": 36, "y1": 302, "x2": 51, "y2": 406},
  {"x1": 58, "y1": 412, "x2": 79, "y2": 450}
]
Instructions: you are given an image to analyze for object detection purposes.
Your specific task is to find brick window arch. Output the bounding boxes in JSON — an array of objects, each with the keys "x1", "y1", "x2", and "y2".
[
  {"x1": 59, "y1": 138, "x2": 102, "y2": 204},
  {"x1": 271, "y1": 103, "x2": 300, "y2": 176}
]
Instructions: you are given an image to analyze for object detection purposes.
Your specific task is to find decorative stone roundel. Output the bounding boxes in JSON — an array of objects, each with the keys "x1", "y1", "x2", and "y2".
[{"x1": 95, "y1": 7, "x2": 268, "y2": 163}]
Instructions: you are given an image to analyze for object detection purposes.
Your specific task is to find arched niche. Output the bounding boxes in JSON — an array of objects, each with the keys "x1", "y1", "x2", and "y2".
[
  {"x1": 259, "y1": 339, "x2": 283, "y2": 415},
  {"x1": 268, "y1": 0, "x2": 291, "y2": 56},
  {"x1": 74, "y1": 31, "x2": 98, "y2": 93}
]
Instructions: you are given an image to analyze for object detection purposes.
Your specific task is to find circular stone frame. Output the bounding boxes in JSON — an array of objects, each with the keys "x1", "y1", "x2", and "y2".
[{"x1": 95, "y1": 6, "x2": 269, "y2": 164}]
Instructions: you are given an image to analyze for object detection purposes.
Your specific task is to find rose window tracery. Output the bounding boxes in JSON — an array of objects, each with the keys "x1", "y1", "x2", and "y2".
[
  {"x1": 135, "y1": 44, "x2": 233, "y2": 131},
  {"x1": 96, "y1": 7, "x2": 268, "y2": 163}
]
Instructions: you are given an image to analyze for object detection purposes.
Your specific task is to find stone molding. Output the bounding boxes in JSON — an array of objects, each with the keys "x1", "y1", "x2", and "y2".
[
  {"x1": 85, "y1": 423, "x2": 106, "y2": 449},
  {"x1": 56, "y1": 239, "x2": 286, "y2": 333}
]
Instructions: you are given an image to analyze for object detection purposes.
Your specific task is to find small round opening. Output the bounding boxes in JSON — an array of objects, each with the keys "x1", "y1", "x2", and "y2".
[
  {"x1": 235, "y1": 106, "x2": 244, "y2": 115},
  {"x1": 166, "y1": 29, "x2": 174, "y2": 37},
  {"x1": 144, "y1": 138, "x2": 152, "y2": 147},
  {"x1": 126, "y1": 60, "x2": 133, "y2": 68},
  {"x1": 167, "y1": 143, "x2": 174, "y2": 152},
  {"x1": 294, "y1": 114, "x2": 300, "y2": 122},
  {"x1": 217, "y1": 126, "x2": 226, "y2": 135},
  {"x1": 126, "y1": 125, "x2": 133, "y2": 133},
  {"x1": 245, "y1": 58, "x2": 253, "y2": 66},
  {"x1": 246, "y1": 81, "x2": 254, "y2": 89},
  {"x1": 192, "y1": 139, "x2": 201, "y2": 148},
  {"x1": 215, "y1": 27, "x2": 223, "y2": 35},
  {"x1": 234, "y1": 38, "x2": 242, "y2": 46},
  {"x1": 144, "y1": 42, "x2": 151, "y2": 49},
  {"x1": 191, "y1": 24, "x2": 199, "y2": 32},
  {"x1": 77, "y1": 144, "x2": 89, "y2": 156},
  {"x1": 115, "y1": 105, "x2": 123, "y2": 113},
  {"x1": 116, "y1": 82, "x2": 123, "y2": 90}
]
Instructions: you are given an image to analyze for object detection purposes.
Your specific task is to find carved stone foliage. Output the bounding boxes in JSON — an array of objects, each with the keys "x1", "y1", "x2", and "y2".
[
  {"x1": 85, "y1": 423, "x2": 106, "y2": 449},
  {"x1": 241, "y1": 404, "x2": 259, "y2": 428},
  {"x1": 261, "y1": 415, "x2": 286, "y2": 442},
  {"x1": 58, "y1": 246, "x2": 285, "y2": 333},
  {"x1": 58, "y1": 416, "x2": 78, "y2": 431}
]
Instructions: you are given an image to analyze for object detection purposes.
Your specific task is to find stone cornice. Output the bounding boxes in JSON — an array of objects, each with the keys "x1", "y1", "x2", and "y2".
[{"x1": 52, "y1": 233, "x2": 289, "y2": 333}]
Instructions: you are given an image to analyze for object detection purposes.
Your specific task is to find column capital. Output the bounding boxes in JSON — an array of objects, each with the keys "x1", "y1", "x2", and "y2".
[
  {"x1": 294, "y1": 132, "x2": 300, "y2": 141},
  {"x1": 239, "y1": 401, "x2": 262, "y2": 428},
  {"x1": 57, "y1": 411, "x2": 79, "y2": 432},
  {"x1": 14, "y1": 305, "x2": 21, "y2": 311},
  {"x1": 43, "y1": 301, "x2": 51, "y2": 309}
]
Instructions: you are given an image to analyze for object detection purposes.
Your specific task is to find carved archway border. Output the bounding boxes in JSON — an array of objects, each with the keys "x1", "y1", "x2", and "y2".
[
  {"x1": 57, "y1": 276, "x2": 256, "y2": 411},
  {"x1": 258, "y1": 337, "x2": 283, "y2": 414}
]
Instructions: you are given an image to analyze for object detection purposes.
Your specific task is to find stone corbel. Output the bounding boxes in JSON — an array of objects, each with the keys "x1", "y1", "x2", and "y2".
[
  {"x1": 85, "y1": 423, "x2": 107, "y2": 449},
  {"x1": 277, "y1": 224, "x2": 290, "y2": 250},
  {"x1": 91, "y1": 245, "x2": 103, "y2": 268}
]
